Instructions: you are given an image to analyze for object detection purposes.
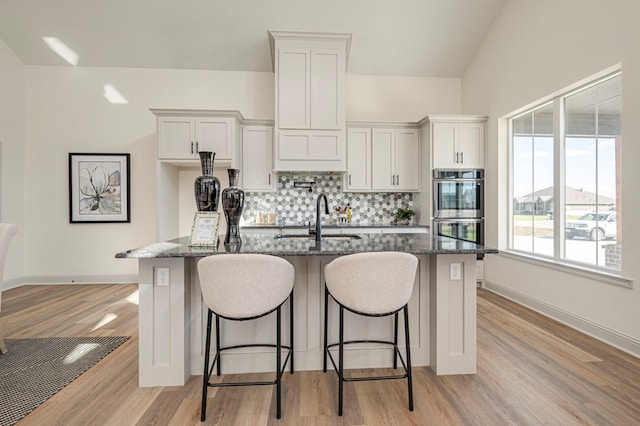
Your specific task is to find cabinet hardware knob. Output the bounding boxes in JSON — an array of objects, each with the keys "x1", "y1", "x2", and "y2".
[
  {"x1": 191, "y1": 141, "x2": 194, "y2": 154},
  {"x1": 268, "y1": 174, "x2": 271, "y2": 185},
  {"x1": 349, "y1": 174, "x2": 351, "y2": 185},
  {"x1": 461, "y1": 152, "x2": 464, "y2": 163},
  {"x1": 396, "y1": 174, "x2": 399, "y2": 186},
  {"x1": 195, "y1": 141, "x2": 199, "y2": 153}
]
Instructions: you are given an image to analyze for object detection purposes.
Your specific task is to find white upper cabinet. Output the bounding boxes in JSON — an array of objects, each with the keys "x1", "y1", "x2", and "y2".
[
  {"x1": 348, "y1": 125, "x2": 420, "y2": 192},
  {"x1": 197, "y1": 117, "x2": 235, "y2": 161},
  {"x1": 152, "y1": 109, "x2": 241, "y2": 165},
  {"x1": 242, "y1": 125, "x2": 275, "y2": 192},
  {"x1": 270, "y1": 31, "x2": 351, "y2": 171},
  {"x1": 372, "y1": 128, "x2": 395, "y2": 190},
  {"x1": 157, "y1": 116, "x2": 196, "y2": 159},
  {"x1": 430, "y1": 116, "x2": 486, "y2": 169},
  {"x1": 394, "y1": 128, "x2": 420, "y2": 190},
  {"x1": 345, "y1": 128, "x2": 372, "y2": 190}
]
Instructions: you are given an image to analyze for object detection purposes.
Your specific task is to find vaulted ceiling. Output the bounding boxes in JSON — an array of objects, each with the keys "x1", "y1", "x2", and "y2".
[{"x1": 0, "y1": 0, "x2": 505, "y2": 77}]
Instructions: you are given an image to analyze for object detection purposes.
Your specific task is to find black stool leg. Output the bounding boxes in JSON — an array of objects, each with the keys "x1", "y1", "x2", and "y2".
[
  {"x1": 276, "y1": 306, "x2": 282, "y2": 419},
  {"x1": 201, "y1": 309, "x2": 213, "y2": 422},
  {"x1": 393, "y1": 312, "x2": 399, "y2": 369},
  {"x1": 404, "y1": 305, "x2": 414, "y2": 411},
  {"x1": 338, "y1": 305, "x2": 344, "y2": 416},
  {"x1": 215, "y1": 315, "x2": 222, "y2": 376},
  {"x1": 323, "y1": 284, "x2": 329, "y2": 373},
  {"x1": 290, "y1": 290, "x2": 294, "y2": 374}
]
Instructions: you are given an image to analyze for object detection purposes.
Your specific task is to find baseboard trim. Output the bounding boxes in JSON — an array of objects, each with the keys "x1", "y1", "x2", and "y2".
[
  {"x1": 484, "y1": 279, "x2": 640, "y2": 359},
  {"x1": 2, "y1": 274, "x2": 138, "y2": 290}
]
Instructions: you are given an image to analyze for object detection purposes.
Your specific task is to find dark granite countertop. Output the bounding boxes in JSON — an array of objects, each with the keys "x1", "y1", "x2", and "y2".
[
  {"x1": 243, "y1": 224, "x2": 429, "y2": 230},
  {"x1": 116, "y1": 232, "x2": 498, "y2": 259}
]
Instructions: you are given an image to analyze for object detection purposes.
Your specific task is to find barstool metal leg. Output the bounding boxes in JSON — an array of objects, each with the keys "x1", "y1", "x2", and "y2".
[
  {"x1": 323, "y1": 284, "x2": 329, "y2": 373},
  {"x1": 276, "y1": 306, "x2": 282, "y2": 419},
  {"x1": 338, "y1": 305, "x2": 344, "y2": 416},
  {"x1": 290, "y1": 290, "x2": 294, "y2": 374},
  {"x1": 393, "y1": 312, "x2": 399, "y2": 369},
  {"x1": 201, "y1": 310, "x2": 213, "y2": 422},
  {"x1": 215, "y1": 315, "x2": 222, "y2": 376},
  {"x1": 404, "y1": 305, "x2": 414, "y2": 411}
]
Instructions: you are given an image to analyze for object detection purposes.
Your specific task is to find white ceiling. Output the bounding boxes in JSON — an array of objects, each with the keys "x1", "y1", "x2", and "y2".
[{"x1": 0, "y1": 0, "x2": 505, "y2": 77}]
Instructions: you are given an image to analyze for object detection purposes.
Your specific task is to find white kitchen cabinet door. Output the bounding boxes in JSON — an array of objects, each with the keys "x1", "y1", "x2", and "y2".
[
  {"x1": 432, "y1": 122, "x2": 458, "y2": 169},
  {"x1": 395, "y1": 128, "x2": 420, "y2": 191},
  {"x1": 278, "y1": 48, "x2": 343, "y2": 131},
  {"x1": 457, "y1": 123, "x2": 484, "y2": 168},
  {"x1": 278, "y1": 48, "x2": 310, "y2": 129},
  {"x1": 310, "y1": 49, "x2": 342, "y2": 129},
  {"x1": 371, "y1": 127, "x2": 419, "y2": 192},
  {"x1": 197, "y1": 117, "x2": 234, "y2": 161},
  {"x1": 242, "y1": 126, "x2": 275, "y2": 191},
  {"x1": 371, "y1": 128, "x2": 395, "y2": 190},
  {"x1": 346, "y1": 128, "x2": 371, "y2": 191},
  {"x1": 432, "y1": 122, "x2": 485, "y2": 169},
  {"x1": 157, "y1": 116, "x2": 196, "y2": 159}
]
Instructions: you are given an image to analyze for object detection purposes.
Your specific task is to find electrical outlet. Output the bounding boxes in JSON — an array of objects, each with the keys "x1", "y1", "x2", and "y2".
[
  {"x1": 450, "y1": 262, "x2": 462, "y2": 281},
  {"x1": 156, "y1": 267, "x2": 170, "y2": 287}
]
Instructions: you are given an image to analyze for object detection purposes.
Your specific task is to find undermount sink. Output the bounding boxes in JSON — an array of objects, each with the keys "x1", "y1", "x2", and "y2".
[{"x1": 273, "y1": 234, "x2": 362, "y2": 241}]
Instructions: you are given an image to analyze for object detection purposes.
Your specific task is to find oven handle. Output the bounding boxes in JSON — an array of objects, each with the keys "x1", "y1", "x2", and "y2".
[{"x1": 433, "y1": 178, "x2": 484, "y2": 183}]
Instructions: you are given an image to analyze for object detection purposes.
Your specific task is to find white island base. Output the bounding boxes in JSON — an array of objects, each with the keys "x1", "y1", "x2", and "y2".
[{"x1": 136, "y1": 253, "x2": 478, "y2": 387}]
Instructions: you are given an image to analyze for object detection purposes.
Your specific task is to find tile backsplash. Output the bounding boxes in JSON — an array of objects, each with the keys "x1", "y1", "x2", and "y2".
[{"x1": 244, "y1": 174, "x2": 413, "y2": 226}]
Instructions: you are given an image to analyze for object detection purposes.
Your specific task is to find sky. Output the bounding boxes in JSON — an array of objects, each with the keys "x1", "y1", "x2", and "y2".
[{"x1": 512, "y1": 136, "x2": 617, "y2": 199}]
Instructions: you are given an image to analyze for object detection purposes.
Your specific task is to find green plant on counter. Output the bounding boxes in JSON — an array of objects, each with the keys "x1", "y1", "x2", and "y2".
[{"x1": 395, "y1": 208, "x2": 416, "y2": 224}]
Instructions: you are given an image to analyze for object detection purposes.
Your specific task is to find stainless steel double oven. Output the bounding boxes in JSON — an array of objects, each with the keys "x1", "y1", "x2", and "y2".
[{"x1": 432, "y1": 169, "x2": 484, "y2": 246}]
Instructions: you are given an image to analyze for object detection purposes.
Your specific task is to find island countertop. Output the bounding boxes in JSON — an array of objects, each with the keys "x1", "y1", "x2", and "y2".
[{"x1": 115, "y1": 232, "x2": 498, "y2": 259}]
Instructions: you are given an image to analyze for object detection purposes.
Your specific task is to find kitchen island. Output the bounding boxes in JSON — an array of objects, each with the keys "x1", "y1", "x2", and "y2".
[{"x1": 117, "y1": 231, "x2": 497, "y2": 387}]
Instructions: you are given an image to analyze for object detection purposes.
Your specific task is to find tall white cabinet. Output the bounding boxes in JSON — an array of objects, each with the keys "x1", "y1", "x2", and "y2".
[{"x1": 269, "y1": 31, "x2": 351, "y2": 172}]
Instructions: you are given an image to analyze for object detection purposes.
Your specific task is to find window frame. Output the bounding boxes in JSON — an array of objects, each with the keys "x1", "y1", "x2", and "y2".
[{"x1": 506, "y1": 69, "x2": 628, "y2": 285}]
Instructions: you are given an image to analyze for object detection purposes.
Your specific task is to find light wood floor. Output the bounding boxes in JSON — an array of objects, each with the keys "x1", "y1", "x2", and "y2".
[{"x1": 2, "y1": 284, "x2": 640, "y2": 425}]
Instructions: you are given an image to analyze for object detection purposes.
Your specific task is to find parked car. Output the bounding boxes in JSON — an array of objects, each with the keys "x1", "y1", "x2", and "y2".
[{"x1": 565, "y1": 212, "x2": 617, "y2": 241}]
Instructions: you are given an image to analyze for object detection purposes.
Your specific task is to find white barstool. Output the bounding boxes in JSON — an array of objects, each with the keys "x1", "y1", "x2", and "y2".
[
  {"x1": 323, "y1": 251, "x2": 418, "y2": 416},
  {"x1": 0, "y1": 223, "x2": 18, "y2": 355},
  {"x1": 197, "y1": 254, "x2": 294, "y2": 420}
]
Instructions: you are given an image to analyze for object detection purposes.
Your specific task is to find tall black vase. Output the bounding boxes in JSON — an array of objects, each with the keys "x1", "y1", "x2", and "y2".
[
  {"x1": 222, "y1": 168, "x2": 245, "y2": 245},
  {"x1": 194, "y1": 151, "x2": 220, "y2": 212}
]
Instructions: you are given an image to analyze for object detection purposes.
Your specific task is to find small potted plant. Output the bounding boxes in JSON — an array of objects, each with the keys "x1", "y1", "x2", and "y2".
[{"x1": 395, "y1": 208, "x2": 416, "y2": 225}]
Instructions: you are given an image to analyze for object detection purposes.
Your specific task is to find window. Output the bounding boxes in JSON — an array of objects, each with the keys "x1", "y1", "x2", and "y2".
[{"x1": 510, "y1": 71, "x2": 622, "y2": 272}]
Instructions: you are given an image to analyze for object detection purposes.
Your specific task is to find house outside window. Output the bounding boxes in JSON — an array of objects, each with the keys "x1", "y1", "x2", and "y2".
[{"x1": 509, "y1": 71, "x2": 622, "y2": 272}]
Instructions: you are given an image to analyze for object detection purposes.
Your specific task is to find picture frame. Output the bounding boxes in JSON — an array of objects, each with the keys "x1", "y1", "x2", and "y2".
[
  {"x1": 189, "y1": 212, "x2": 221, "y2": 247},
  {"x1": 69, "y1": 153, "x2": 131, "y2": 223}
]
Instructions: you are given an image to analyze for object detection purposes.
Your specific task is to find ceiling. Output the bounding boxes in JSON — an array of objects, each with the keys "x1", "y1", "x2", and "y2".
[{"x1": 0, "y1": 0, "x2": 505, "y2": 77}]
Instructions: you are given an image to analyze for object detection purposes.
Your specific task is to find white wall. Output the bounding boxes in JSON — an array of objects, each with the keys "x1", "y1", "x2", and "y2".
[
  {"x1": 21, "y1": 66, "x2": 460, "y2": 282},
  {"x1": 0, "y1": 40, "x2": 26, "y2": 286},
  {"x1": 347, "y1": 75, "x2": 460, "y2": 122},
  {"x1": 23, "y1": 67, "x2": 275, "y2": 281},
  {"x1": 462, "y1": 0, "x2": 640, "y2": 354}
]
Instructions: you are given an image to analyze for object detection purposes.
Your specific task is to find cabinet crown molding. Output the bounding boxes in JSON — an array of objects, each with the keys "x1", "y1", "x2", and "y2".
[
  {"x1": 418, "y1": 114, "x2": 488, "y2": 126},
  {"x1": 150, "y1": 109, "x2": 245, "y2": 121},
  {"x1": 268, "y1": 30, "x2": 352, "y2": 72}
]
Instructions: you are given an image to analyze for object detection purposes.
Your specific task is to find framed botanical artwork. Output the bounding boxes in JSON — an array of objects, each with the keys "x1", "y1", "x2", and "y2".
[
  {"x1": 189, "y1": 212, "x2": 220, "y2": 247},
  {"x1": 69, "y1": 153, "x2": 131, "y2": 223}
]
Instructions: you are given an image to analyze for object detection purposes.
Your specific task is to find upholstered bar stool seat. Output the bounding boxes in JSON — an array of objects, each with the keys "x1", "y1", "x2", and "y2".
[
  {"x1": 323, "y1": 251, "x2": 418, "y2": 416},
  {"x1": 197, "y1": 253, "x2": 294, "y2": 420}
]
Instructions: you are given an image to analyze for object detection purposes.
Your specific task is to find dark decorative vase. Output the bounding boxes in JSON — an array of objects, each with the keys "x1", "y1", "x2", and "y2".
[
  {"x1": 194, "y1": 151, "x2": 220, "y2": 212},
  {"x1": 222, "y1": 168, "x2": 245, "y2": 245}
]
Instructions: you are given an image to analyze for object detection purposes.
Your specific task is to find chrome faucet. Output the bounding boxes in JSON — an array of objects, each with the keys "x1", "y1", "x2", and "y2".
[{"x1": 314, "y1": 193, "x2": 329, "y2": 241}]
